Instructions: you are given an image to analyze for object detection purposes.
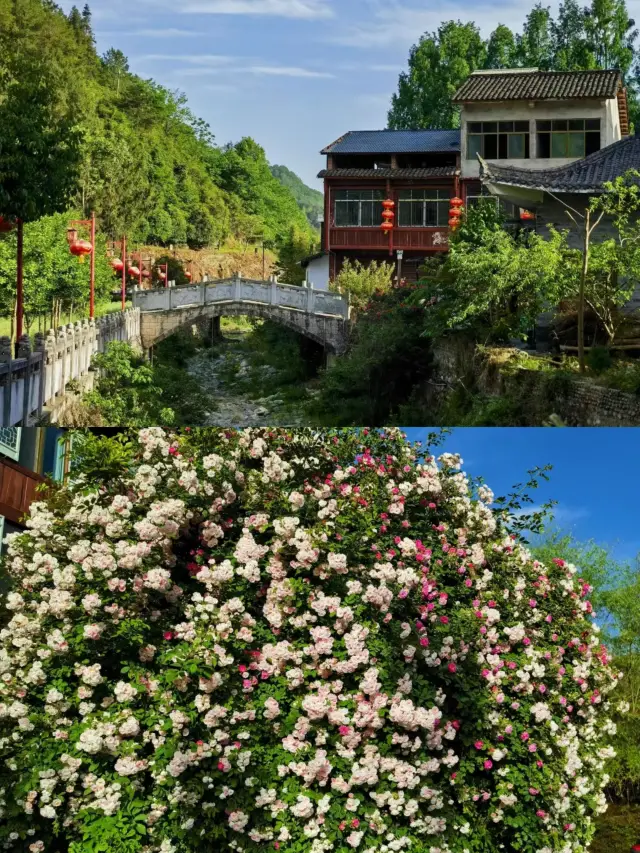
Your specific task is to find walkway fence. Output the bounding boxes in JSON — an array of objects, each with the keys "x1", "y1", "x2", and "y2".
[{"x1": 0, "y1": 309, "x2": 140, "y2": 426}]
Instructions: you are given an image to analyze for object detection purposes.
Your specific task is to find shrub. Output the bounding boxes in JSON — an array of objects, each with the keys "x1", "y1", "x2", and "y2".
[{"x1": 0, "y1": 428, "x2": 624, "y2": 853}]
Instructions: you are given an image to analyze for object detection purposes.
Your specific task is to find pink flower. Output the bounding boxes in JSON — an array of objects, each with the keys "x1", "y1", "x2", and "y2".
[
  {"x1": 398, "y1": 589, "x2": 409, "y2": 599},
  {"x1": 474, "y1": 740, "x2": 484, "y2": 749},
  {"x1": 528, "y1": 743, "x2": 537, "y2": 752},
  {"x1": 448, "y1": 662, "x2": 457, "y2": 673},
  {"x1": 484, "y1": 759, "x2": 493, "y2": 770},
  {"x1": 521, "y1": 732, "x2": 529, "y2": 741},
  {"x1": 163, "y1": 631, "x2": 173, "y2": 640}
]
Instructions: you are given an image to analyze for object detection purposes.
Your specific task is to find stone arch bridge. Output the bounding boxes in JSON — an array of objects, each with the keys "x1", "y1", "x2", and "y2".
[{"x1": 133, "y1": 276, "x2": 350, "y2": 355}]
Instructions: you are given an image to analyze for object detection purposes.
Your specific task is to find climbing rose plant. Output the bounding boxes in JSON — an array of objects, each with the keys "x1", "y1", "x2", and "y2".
[{"x1": 0, "y1": 428, "x2": 623, "y2": 853}]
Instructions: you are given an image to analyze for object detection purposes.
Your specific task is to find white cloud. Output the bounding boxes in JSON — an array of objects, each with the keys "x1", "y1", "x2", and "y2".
[
  {"x1": 138, "y1": 54, "x2": 236, "y2": 65},
  {"x1": 134, "y1": 28, "x2": 202, "y2": 37},
  {"x1": 246, "y1": 65, "x2": 334, "y2": 77},
  {"x1": 180, "y1": 0, "x2": 333, "y2": 18},
  {"x1": 332, "y1": 0, "x2": 547, "y2": 48}
]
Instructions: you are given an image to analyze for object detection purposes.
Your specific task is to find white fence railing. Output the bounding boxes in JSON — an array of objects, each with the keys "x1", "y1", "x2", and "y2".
[
  {"x1": 0, "y1": 309, "x2": 141, "y2": 426},
  {"x1": 133, "y1": 276, "x2": 350, "y2": 320}
]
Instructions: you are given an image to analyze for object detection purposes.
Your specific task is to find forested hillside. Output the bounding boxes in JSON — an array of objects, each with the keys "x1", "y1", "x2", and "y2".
[
  {"x1": 0, "y1": 0, "x2": 314, "y2": 249},
  {"x1": 388, "y1": 0, "x2": 639, "y2": 129},
  {"x1": 270, "y1": 165, "x2": 324, "y2": 228}
]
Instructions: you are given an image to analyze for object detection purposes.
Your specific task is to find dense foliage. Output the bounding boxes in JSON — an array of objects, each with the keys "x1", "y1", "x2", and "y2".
[
  {"x1": 0, "y1": 428, "x2": 626, "y2": 853},
  {"x1": 331, "y1": 260, "x2": 395, "y2": 317},
  {"x1": 388, "y1": 0, "x2": 639, "y2": 129},
  {"x1": 270, "y1": 166, "x2": 324, "y2": 229},
  {"x1": 72, "y1": 338, "x2": 209, "y2": 426},
  {"x1": 0, "y1": 1, "x2": 315, "y2": 248}
]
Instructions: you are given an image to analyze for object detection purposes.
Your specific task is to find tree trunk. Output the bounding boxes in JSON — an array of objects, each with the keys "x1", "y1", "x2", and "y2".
[{"x1": 578, "y1": 211, "x2": 590, "y2": 374}]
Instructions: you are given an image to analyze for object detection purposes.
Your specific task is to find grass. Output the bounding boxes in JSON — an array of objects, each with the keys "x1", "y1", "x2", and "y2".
[
  {"x1": 0, "y1": 300, "x2": 131, "y2": 338},
  {"x1": 592, "y1": 803, "x2": 640, "y2": 853}
]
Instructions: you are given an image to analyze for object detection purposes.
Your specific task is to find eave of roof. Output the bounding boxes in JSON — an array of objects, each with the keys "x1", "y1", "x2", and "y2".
[
  {"x1": 478, "y1": 134, "x2": 640, "y2": 194},
  {"x1": 318, "y1": 167, "x2": 459, "y2": 179},
  {"x1": 320, "y1": 129, "x2": 461, "y2": 155},
  {"x1": 453, "y1": 69, "x2": 622, "y2": 103}
]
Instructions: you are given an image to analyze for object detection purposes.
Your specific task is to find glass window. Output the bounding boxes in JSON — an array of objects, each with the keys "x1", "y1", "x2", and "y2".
[
  {"x1": 466, "y1": 121, "x2": 530, "y2": 160},
  {"x1": 537, "y1": 118, "x2": 600, "y2": 159},
  {"x1": 333, "y1": 189, "x2": 384, "y2": 227},
  {"x1": 398, "y1": 190, "x2": 449, "y2": 227},
  {"x1": 0, "y1": 428, "x2": 21, "y2": 461}
]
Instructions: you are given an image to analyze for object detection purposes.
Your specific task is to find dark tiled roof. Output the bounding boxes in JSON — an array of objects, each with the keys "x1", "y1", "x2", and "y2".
[
  {"x1": 454, "y1": 69, "x2": 621, "y2": 102},
  {"x1": 318, "y1": 167, "x2": 459, "y2": 179},
  {"x1": 321, "y1": 130, "x2": 461, "y2": 155},
  {"x1": 479, "y1": 135, "x2": 640, "y2": 193}
]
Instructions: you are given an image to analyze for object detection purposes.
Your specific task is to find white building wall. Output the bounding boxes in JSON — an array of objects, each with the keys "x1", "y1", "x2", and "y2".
[
  {"x1": 460, "y1": 98, "x2": 621, "y2": 179},
  {"x1": 305, "y1": 255, "x2": 330, "y2": 292}
]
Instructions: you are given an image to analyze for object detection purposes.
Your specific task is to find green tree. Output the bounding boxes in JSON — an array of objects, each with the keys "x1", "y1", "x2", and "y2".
[
  {"x1": 485, "y1": 25, "x2": 518, "y2": 68},
  {"x1": 584, "y1": 0, "x2": 637, "y2": 74},
  {"x1": 516, "y1": 4, "x2": 555, "y2": 68},
  {"x1": 331, "y1": 259, "x2": 394, "y2": 315},
  {"x1": 388, "y1": 21, "x2": 486, "y2": 129},
  {"x1": 553, "y1": 0, "x2": 595, "y2": 70}
]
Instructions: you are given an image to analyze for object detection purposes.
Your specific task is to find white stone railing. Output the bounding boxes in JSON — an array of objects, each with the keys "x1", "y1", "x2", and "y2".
[
  {"x1": 133, "y1": 275, "x2": 350, "y2": 320},
  {"x1": 0, "y1": 308, "x2": 141, "y2": 426}
]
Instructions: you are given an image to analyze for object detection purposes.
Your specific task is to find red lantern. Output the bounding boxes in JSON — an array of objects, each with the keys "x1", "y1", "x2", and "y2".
[
  {"x1": 128, "y1": 265, "x2": 140, "y2": 278},
  {"x1": 70, "y1": 240, "x2": 93, "y2": 264},
  {"x1": 520, "y1": 209, "x2": 535, "y2": 221},
  {"x1": 381, "y1": 199, "x2": 395, "y2": 232},
  {"x1": 450, "y1": 196, "x2": 464, "y2": 209},
  {"x1": 158, "y1": 269, "x2": 167, "y2": 281},
  {"x1": 110, "y1": 258, "x2": 124, "y2": 272},
  {"x1": 185, "y1": 270, "x2": 192, "y2": 280},
  {"x1": 0, "y1": 215, "x2": 15, "y2": 233},
  {"x1": 142, "y1": 269, "x2": 151, "y2": 279}
]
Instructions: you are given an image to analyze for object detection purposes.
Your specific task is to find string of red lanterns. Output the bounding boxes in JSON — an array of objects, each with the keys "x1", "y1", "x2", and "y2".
[
  {"x1": 448, "y1": 196, "x2": 464, "y2": 231},
  {"x1": 67, "y1": 213, "x2": 96, "y2": 320}
]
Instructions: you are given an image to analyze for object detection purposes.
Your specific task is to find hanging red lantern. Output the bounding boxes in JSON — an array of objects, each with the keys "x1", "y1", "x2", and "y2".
[
  {"x1": 110, "y1": 258, "x2": 125, "y2": 273},
  {"x1": 520, "y1": 209, "x2": 535, "y2": 221},
  {"x1": 185, "y1": 270, "x2": 192, "y2": 280},
  {"x1": 142, "y1": 269, "x2": 151, "y2": 279},
  {"x1": 157, "y1": 269, "x2": 167, "y2": 281},
  {"x1": 128, "y1": 266, "x2": 140, "y2": 278},
  {"x1": 381, "y1": 199, "x2": 395, "y2": 232},
  {"x1": 70, "y1": 240, "x2": 93, "y2": 263},
  {"x1": 0, "y1": 215, "x2": 15, "y2": 233},
  {"x1": 450, "y1": 196, "x2": 464, "y2": 209}
]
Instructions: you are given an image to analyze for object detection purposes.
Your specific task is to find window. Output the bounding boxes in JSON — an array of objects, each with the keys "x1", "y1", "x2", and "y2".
[
  {"x1": 398, "y1": 190, "x2": 449, "y2": 227},
  {"x1": 0, "y1": 428, "x2": 21, "y2": 461},
  {"x1": 467, "y1": 121, "x2": 530, "y2": 160},
  {"x1": 466, "y1": 188, "x2": 518, "y2": 219},
  {"x1": 333, "y1": 190, "x2": 384, "y2": 227},
  {"x1": 536, "y1": 118, "x2": 601, "y2": 158}
]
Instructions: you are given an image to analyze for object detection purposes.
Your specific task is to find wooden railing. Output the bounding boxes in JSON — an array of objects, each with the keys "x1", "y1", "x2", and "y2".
[
  {"x1": 0, "y1": 457, "x2": 45, "y2": 524},
  {"x1": 328, "y1": 227, "x2": 449, "y2": 251}
]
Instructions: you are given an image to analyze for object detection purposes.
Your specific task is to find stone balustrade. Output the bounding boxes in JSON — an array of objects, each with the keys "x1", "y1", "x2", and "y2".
[
  {"x1": 0, "y1": 308, "x2": 141, "y2": 426},
  {"x1": 133, "y1": 275, "x2": 350, "y2": 320}
]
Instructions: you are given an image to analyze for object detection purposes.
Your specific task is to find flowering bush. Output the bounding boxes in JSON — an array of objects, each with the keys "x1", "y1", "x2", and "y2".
[{"x1": 0, "y1": 428, "x2": 623, "y2": 853}]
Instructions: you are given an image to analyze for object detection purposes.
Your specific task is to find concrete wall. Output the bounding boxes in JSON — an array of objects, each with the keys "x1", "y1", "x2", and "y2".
[
  {"x1": 460, "y1": 98, "x2": 620, "y2": 179},
  {"x1": 305, "y1": 255, "x2": 330, "y2": 291}
]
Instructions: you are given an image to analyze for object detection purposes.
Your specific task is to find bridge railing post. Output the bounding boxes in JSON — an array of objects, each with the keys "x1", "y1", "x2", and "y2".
[
  {"x1": 306, "y1": 287, "x2": 316, "y2": 315},
  {"x1": 234, "y1": 272, "x2": 241, "y2": 302},
  {"x1": 270, "y1": 278, "x2": 278, "y2": 305},
  {"x1": 199, "y1": 283, "x2": 206, "y2": 305}
]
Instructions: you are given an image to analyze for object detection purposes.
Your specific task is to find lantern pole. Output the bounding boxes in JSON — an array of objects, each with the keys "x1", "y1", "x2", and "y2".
[
  {"x1": 16, "y1": 219, "x2": 24, "y2": 351},
  {"x1": 89, "y1": 211, "x2": 96, "y2": 321},
  {"x1": 121, "y1": 235, "x2": 127, "y2": 311},
  {"x1": 138, "y1": 251, "x2": 143, "y2": 290},
  {"x1": 165, "y1": 263, "x2": 169, "y2": 288}
]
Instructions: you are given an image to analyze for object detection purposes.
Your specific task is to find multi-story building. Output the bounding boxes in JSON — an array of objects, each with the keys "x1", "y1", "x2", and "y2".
[
  {"x1": 0, "y1": 428, "x2": 69, "y2": 556},
  {"x1": 313, "y1": 67, "x2": 633, "y2": 288}
]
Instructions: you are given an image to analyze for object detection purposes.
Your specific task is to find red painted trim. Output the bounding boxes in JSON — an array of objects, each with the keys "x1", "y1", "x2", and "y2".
[{"x1": 324, "y1": 179, "x2": 330, "y2": 252}]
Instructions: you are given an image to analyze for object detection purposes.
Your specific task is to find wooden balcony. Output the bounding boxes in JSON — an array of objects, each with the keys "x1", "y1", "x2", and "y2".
[
  {"x1": 0, "y1": 459, "x2": 45, "y2": 524},
  {"x1": 328, "y1": 226, "x2": 449, "y2": 252}
]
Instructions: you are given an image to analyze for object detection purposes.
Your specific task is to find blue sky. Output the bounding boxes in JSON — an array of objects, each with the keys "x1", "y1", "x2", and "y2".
[
  {"x1": 404, "y1": 428, "x2": 640, "y2": 565},
  {"x1": 54, "y1": 0, "x2": 582, "y2": 188}
]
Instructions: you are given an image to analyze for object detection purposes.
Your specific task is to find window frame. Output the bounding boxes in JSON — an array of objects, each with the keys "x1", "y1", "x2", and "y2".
[
  {"x1": 466, "y1": 120, "x2": 531, "y2": 161},
  {"x1": 333, "y1": 189, "x2": 385, "y2": 228},
  {"x1": 397, "y1": 189, "x2": 450, "y2": 228},
  {"x1": 536, "y1": 118, "x2": 601, "y2": 159},
  {"x1": 0, "y1": 428, "x2": 21, "y2": 462}
]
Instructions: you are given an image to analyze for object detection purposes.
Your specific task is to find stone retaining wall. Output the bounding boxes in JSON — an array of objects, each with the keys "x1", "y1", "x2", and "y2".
[{"x1": 430, "y1": 336, "x2": 640, "y2": 426}]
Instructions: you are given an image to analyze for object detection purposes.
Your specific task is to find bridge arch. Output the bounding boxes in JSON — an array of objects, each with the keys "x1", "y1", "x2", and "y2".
[{"x1": 134, "y1": 278, "x2": 350, "y2": 355}]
